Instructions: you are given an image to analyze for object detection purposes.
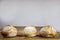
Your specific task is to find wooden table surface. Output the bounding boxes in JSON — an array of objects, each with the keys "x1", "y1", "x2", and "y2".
[{"x1": 0, "y1": 26, "x2": 60, "y2": 40}]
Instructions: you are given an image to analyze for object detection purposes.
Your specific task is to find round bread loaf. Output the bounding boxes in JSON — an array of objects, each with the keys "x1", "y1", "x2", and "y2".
[
  {"x1": 40, "y1": 25, "x2": 57, "y2": 37},
  {"x1": 1, "y1": 25, "x2": 17, "y2": 37},
  {"x1": 23, "y1": 26, "x2": 37, "y2": 37}
]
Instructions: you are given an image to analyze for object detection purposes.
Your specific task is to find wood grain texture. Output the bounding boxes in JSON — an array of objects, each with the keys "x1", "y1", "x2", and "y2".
[{"x1": 0, "y1": 26, "x2": 60, "y2": 40}]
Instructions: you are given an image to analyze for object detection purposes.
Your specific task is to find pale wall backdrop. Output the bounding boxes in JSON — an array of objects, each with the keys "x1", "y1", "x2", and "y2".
[{"x1": 0, "y1": 0, "x2": 60, "y2": 32}]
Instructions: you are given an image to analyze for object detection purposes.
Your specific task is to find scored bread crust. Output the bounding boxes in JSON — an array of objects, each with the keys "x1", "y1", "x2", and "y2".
[{"x1": 40, "y1": 25, "x2": 57, "y2": 37}]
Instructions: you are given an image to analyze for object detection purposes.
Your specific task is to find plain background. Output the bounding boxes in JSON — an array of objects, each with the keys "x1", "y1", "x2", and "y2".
[{"x1": 0, "y1": 0, "x2": 60, "y2": 32}]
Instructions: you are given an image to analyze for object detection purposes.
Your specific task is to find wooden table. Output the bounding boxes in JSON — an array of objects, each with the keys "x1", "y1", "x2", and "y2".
[{"x1": 0, "y1": 26, "x2": 60, "y2": 40}]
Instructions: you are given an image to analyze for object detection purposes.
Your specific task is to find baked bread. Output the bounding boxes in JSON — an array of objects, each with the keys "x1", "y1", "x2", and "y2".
[
  {"x1": 23, "y1": 26, "x2": 37, "y2": 37},
  {"x1": 40, "y1": 25, "x2": 57, "y2": 37},
  {"x1": 1, "y1": 25, "x2": 17, "y2": 37}
]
